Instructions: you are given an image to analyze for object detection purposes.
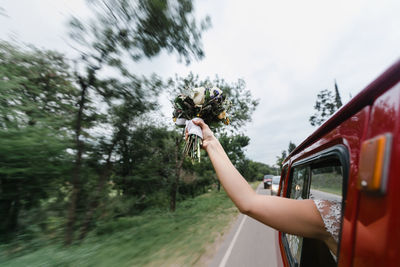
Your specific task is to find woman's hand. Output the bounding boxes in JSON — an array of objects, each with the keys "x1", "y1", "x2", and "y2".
[{"x1": 186, "y1": 119, "x2": 218, "y2": 151}]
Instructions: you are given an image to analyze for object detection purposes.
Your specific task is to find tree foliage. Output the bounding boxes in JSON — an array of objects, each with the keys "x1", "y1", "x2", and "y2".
[
  {"x1": 288, "y1": 141, "x2": 296, "y2": 154},
  {"x1": 276, "y1": 141, "x2": 296, "y2": 171},
  {"x1": 276, "y1": 150, "x2": 287, "y2": 171},
  {"x1": 238, "y1": 160, "x2": 274, "y2": 181},
  {"x1": 69, "y1": 0, "x2": 210, "y2": 66},
  {"x1": 0, "y1": 42, "x2": 77, "y2": 238},
  {"x1": 309, "y1": 81, "x2": 343, "y2": 126}
]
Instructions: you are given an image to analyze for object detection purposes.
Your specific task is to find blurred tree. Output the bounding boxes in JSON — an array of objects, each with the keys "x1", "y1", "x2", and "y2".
[
  {"x1": 288, "y1": 141, "x2": 296, "y2": 154},
  {"x1": 237, "y1": 160, "x2": 274, "y2": 182},
  {"x1": 219, "y1": 133, "x2": 249, "y2": 167},
  {"x1": 77, "y1": 73, "x2": 168, "y2": 240},
  {"x1": 276, "y1": 150, "x2": 287, "y2": 171},
  {"x1": 309, "y1": 81, "x2": 343, "y2": 126},
  {"x1": 65, "y1": 0, "x2": 210, "y2": 243},
  {"x1": 276, "y1": 141, "x2": 296, "y2": 171},
  {"x1": 0, "y1": 42, "x2": 78, "y2": 129},
  {"x1": 0, "y1": 42, "x2": 78, "y2": 238}
]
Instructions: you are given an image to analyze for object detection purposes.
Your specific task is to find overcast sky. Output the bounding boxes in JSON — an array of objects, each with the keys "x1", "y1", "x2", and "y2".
[{"x1": 1, "y1": 0, "x2": 399, "y2": 165}]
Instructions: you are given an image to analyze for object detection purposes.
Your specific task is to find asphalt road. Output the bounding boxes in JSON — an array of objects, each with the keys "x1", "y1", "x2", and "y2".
[{"x1": 209, "y1": 183, "x2": 280, "y2": 267}]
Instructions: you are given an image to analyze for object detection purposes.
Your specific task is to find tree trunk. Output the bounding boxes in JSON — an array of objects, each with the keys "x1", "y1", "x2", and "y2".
[
  {"x1": 169, "y1": 180, "x2": 177, "y2": 212},
  {"x1": 0, "y1": 179, "x2": 19, "y2": 236},
  {"x1": 9, "y1": 197, "x2": 20, "y2": 233},
  {"x1": 0, "y1": 197, "x2": 19, "y2": 236},
  {"x1": 65, "y1": 76, "x2": 88, "y2": 245},
  {"x1": 79, "y1": 144, "x2": 115, "y2": 240},
  {"x1": 170, "y1": 136, "x2": 183, "y2": 212}
]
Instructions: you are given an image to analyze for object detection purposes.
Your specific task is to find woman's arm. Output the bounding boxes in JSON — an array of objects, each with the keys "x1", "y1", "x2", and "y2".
[{"x1": 193, "y1": 119, "x2": 330, "y2": 241}]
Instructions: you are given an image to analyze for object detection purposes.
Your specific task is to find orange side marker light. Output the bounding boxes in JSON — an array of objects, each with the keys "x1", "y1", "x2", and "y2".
[{"x1": 358, "y1": 134, "x2": 392, "y2": 194}]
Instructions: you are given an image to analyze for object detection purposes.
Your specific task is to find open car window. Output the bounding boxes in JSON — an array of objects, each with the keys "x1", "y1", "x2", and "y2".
[{"x1": 282, "y1": 146, "x2": 349, "y2": 267}]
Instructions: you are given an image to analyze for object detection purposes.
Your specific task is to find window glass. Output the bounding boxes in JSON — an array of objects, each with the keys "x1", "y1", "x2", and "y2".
[
  {"x1": 290, "y1": 167, "x2": 307, "y2": 200},
  {"x1": 309, "y1": 163, "x2": 343, "y2": 253},
  {"x1": 310, "y1": 165, "x2": 342, "y2": 200},
  {"x1": 286, "y1": 166, "x2": 308, "y2": 265}
]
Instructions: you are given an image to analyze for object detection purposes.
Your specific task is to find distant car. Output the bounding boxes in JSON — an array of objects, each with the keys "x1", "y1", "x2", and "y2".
[
  {"x1": 263, "y1": 174, "x2": 273, "y2": 189},
  {"x1": 271, "y1": 176, "x2": 280, "y2": 195}
]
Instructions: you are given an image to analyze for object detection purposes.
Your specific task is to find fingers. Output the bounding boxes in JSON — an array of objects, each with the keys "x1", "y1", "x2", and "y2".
[
  {"x1": 184, "y1": 126, "x2": 188, "y2": 140},
  {"x1": 193, "y1": 118, "x2": 207, "y2": 129}
]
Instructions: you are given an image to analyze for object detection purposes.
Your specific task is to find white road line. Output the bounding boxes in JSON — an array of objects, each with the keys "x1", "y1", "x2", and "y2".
[
  {"x1": 218, "y1": 184, "x2": 262, "y2": 267},
  {"x1": 218, "y1": 215, "x2": 247, "y2": 267}
]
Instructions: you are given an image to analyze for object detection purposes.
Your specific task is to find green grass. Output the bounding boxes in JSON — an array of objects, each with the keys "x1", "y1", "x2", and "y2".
[
  {"x1": 311, "y1": 186, "x2": 342, "y2": 196},
  {"x1": 311, "y1": 172, "x2": 342, "y2": 196},
  {"x1": 0, "y1": 189, "x2": 238, "y2": 267}
]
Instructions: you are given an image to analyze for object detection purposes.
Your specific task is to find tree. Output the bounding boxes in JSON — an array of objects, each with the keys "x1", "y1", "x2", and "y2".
[
  {"x1": 288, "y1": 141, "x2": 296, "y2": 154},
  {"x1": 334, "y1": 80, "x2": 343, "y2": 108},
  {"x1": 0, "y1": 42, "x2": 78, "y2": 238},
  {"x1": 237, "y1": 160, "x2": 274, "y2": 182},
  {"x1": 276, "y1": 150, "x2": 287, "y2": 171},
  {"x1": 276, "y1": 141, "x2": 296, "y2": 171},
  {"x1": 65, "y1": 0, "x2": 210, "y2": 244},
  {"x1": 309, "y1": 81, "x2": 343, "y2": 126},
  {"x1": 219, "y1": 133, "x2": 250, "y2": 167}
]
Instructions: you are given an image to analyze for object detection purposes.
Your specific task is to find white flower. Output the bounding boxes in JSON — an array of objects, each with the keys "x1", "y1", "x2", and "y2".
[
  {"x1": 210, "y1": 86, "x2": 222, "y2": 98},
  {"x1": 191, "y1": 87, "x2": 205, "y2": 106}
]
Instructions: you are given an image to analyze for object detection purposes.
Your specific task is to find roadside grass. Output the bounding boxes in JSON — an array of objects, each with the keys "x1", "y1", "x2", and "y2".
[
  {"x1": 249, "y1": 181, "x2": 260, "y2": 189},
  {"x1": 311, "y1": 173, "x2": 342, "y2": 196},
  {"x1": 311, "y1": 186, "x2": 342, "y2": 196},
  {"x1": 0, "y1": 189, "x2": 239, "y2": 267}
]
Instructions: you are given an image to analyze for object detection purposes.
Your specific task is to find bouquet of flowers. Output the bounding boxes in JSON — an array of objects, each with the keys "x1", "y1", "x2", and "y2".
[{"x1": 173, "y1": 86, "x2": 230, "y2": 162}]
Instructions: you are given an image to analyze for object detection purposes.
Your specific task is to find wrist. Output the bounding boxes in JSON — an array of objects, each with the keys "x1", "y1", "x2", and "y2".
[{"x1": 205, "y1": 136, "x2": 220, "y2": 153}]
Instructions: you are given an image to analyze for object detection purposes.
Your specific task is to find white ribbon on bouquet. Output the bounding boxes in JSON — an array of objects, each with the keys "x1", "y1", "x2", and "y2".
[{"x1": 185, "y1": 118, "x2": 203, "y2": 139}]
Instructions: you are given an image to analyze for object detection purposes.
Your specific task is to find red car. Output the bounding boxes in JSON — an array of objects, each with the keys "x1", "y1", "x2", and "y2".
[
  {"x1": 274, "y1": 59, "x2": 400, "y2": 267},
  {"x1": 263, "y1": 174, "x2": 273, "y2": 189}
]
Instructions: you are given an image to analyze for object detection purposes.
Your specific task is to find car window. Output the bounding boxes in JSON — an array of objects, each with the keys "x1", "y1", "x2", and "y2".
[
  {"x1": 285, "y1": 166, "x2": 309, "y2": 265},
  {"x1": 272, "y1": 176, "x2": 280, "y2": 184},
  {"x1": 290, "y1": 167, "x2": 308, "y2": 200},
  {"x1": 282, "y1": 146, "x2": 348, "y2": 267}
]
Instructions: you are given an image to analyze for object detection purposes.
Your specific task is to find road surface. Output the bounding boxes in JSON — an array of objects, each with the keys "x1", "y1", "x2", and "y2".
[{"x1": 208, "y1": 183, "x2": 280, "y2": 267}]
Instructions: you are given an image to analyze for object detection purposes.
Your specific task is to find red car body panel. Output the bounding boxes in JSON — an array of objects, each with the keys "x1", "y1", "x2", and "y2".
[
  {"x1": 353, "y1": 83, "x2": 400, "y2": 267},
  {"x1": 277, "y1": 59, "x2": 400, "y2": 266}
]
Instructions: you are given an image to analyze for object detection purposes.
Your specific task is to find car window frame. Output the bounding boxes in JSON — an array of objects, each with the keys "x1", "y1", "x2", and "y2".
[
  {"x1": 281, "y1": 144, "x2": 350, "y2": 266},
  {"x1": 278, "y1": 165, "x2": 288, "y2": 197}
]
